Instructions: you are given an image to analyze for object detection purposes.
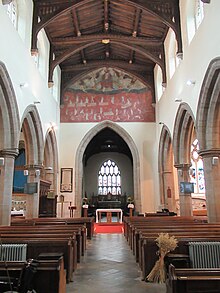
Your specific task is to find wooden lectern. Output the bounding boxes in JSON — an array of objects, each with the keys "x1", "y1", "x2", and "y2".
[{"x1": 68, "y1": 202, "x2": 76, "y2": 217}]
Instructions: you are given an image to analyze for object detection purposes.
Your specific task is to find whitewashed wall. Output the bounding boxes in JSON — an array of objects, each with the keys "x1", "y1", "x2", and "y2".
[{"x1": 0, "y1": 2, "x2": 60, "y2": 142}]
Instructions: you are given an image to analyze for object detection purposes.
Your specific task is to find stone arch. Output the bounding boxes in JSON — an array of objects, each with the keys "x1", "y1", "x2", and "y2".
[
  {"x1": 196, "y1": 57, "x2": 220, "y2": 222},
  {"x1": 158, "y1": 125, "x2": 176, "y2": 211},
  {"x1": 75, "y1": 120, "x2": 141, "y2": 216},
  {"x1": 173, "y1": 103, "x2": 196, "y2": 165},
  {"x1": 0, "y1": 61, "x2": 20, "y2": 151},
  {"x1": 21, "y1": 105, "x2": 44, "y2": 166},
  {"x1": 18, "y1": 105, "x2": 44, "y2": 219},
  {"x1": 0, "y1": 61, "x2": 20, "y2": 225},
  {"x1": 172, "y1": 103, "x2": 196, "y2": 216},
  {"x1": 43, "y1": 129, "x2": 59, "y2": 194},
  {"x1": 196, "y1": 57, "x2": 220, "y2": 151}
]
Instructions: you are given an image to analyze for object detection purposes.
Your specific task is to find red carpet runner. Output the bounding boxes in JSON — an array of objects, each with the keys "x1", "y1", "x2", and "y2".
[{"x1": 94, "y1": 223, "x2": 124, "y2": 234}]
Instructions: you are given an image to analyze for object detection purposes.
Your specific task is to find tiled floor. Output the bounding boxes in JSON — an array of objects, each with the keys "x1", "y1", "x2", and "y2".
[{"x1": 66, "y1": 233, "x2": 166, "y2": 293}]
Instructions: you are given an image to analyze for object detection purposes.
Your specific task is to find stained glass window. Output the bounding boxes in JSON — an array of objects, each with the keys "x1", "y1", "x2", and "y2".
[
  {"x1": 98, "y1": 159, "x2": 121, "y2": 195},
  {"x1": 190, "y1": 139, "x2": 205, "y2": 194}
]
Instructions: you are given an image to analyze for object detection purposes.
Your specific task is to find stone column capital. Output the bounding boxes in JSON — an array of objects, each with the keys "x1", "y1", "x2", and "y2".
[
  {"x1": 0, "y1": 148, "x2": 19, "y2": 158},
  {"x1": 174, "y1": 163, "x2": 191, "y2": 171},
  {"x1": 2, "y1": 0, "x2": 13, "y2": 5},
  {"x1": 24, "y1": 164, "x2": 43, "y2": 170},
  {"x1": 198, "y1": 148, "x2": 220, "y2": 158}
]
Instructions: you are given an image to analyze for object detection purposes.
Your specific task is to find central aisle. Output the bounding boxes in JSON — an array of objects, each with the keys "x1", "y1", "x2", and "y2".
[{"x1": 66, "y1": 233, "x2": 166, "y2": 293}]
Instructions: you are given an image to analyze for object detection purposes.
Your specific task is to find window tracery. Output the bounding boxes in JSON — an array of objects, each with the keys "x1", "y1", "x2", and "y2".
[
  {"x1": 190, "y1": 139, "x2": 205, "y2": 194},
  {"x1": 98, "y1": 159, "x2": 121, "y2": 195},
  {"x1": 6, "y1": 0, "x2": 17, "y2": 28}
]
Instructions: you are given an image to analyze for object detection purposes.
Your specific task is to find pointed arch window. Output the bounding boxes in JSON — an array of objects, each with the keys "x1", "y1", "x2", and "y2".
[
  {"x1": 98, "y1": 159, "x2": 121, "y2": 195},
  {"x1": 195, "y1": 0, "x2": 204, "y2": 29},
  {"x1": 190, "y1": 139, "x2": 205, "y2": 194},
  {"x1": 5, "y1": 0, "x2": 17, "y2": 28}
]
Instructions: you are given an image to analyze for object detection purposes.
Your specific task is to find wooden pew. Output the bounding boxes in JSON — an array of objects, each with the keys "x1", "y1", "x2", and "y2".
[
  {"x1": 141, "y1": 236, "x2": 220, "y2": 281},
  {"x1": 0, "y1": 224, "x2": 86, "y2": 261},
  {"x1": 124, "y1": 218, "x2": 220, "y2": 279},
  {"x1": 0, "y1": 258, "x2": 66, "y2": 293},
  {"x1": 11, "y1": 217, "x2": 95, "y2": 239},
  {"x1": 166, "y1": 264, "x2": 220, "y2": 293},
  {"x1": 0, "y1": 237, "x2": 75, "y2": 283},
  {"x1": 133, "y1": 225, "x2": 220, "y2": 263}
]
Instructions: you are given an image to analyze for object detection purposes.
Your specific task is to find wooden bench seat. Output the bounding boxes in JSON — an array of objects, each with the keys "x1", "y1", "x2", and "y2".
[
  {"x1": 0, "y1": 237, "x2": 75, "y2": 283},
  {"x1": 141, "y1": 236, "x2": 220, "y2": 281},
  {"x1": 0, "y1": 224, "x2": 86, "y2": 260},
  {"x1": 11, "y1": 217, "x2": 95, "y2": 239},
  {"x1": 167, "y1": 264, "x2": 220, "y2": 293},
  {"x1": 0, "y1": 258, "x2": 66, "y2": 293}
]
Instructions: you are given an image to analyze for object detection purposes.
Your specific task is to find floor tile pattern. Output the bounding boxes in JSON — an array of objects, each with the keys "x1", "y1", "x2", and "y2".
[{"x1": 66, "y1": 233, "x2": 166, "y2": 293}]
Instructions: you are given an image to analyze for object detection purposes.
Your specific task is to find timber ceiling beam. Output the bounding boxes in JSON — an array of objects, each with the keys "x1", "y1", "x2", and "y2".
[
  {"x1": 32, "y1": 0, "x2": 181, "y2": 53},
  {"x1": 52, "y1": 35, "x2": 163, "y2": 47},
  {"x1": 71, "y1": 8, "x2": 81, "y2": 37},
  {"x1": 62, "y1": 60, "x2": 151, "y2": 72},
  {"x1": 129, "y1": 7, "x2": 141, "y2": 64},
  {"x1": 104, "y1": 0, "x2": 109, "y2": 32},
  {"x1": 49, "y1": 40, "x2": 165, "y2": 85}
]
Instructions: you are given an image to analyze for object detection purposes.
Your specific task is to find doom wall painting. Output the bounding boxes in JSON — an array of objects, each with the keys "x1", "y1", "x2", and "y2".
[{"x1": 61, "y1": 67, "x2": 155, "y2": 123}]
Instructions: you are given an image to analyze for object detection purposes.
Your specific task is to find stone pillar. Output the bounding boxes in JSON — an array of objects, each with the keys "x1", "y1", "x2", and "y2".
[
  {"x1": 199, "y1": 149, "x2": 220, "y2": 222},
  {"x1": 24, "y1": 164, "x2": 42, "y2": 219},
  {"x1": 174, "y1": 163, "x2": 192, "y2": 216},
  {"x1": 0, "y1": 148, "x2": 18, "y2": 226}
]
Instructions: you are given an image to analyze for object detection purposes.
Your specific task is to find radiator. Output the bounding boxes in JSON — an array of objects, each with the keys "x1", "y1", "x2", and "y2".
[
  {"x1": 0, "y1": 244, "x2": 27, "y2": 261},
  {"x1": 189, "y1": 241, "x2": 220, "y2": 268}
]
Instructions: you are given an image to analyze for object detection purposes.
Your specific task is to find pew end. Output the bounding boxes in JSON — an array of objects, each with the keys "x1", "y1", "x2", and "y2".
[{"x1": 167, "y1": 264, "x2": 220, "y2": 293}]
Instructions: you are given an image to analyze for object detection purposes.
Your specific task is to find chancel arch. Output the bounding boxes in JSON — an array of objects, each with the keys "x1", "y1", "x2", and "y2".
[
  {"x1": 196, "y1": 57, "x2": 220, "y2": 222},
  {"x1": 0, "y1": 61, "x2": 20, "y2": 225},
  {"x1": 158, "y1": 125, "x2": 176, "y2": 213},
  {"x1": 173, "y1": 103, "x2": 196, "y2": 217},
  {"x1": 75, "y1": 120, "x2": 141, "y2": 217}
]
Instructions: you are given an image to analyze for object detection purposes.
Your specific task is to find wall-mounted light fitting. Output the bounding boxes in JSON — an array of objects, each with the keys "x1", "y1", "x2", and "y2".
[
  {"x1": 186, "y1": 80, "x2": 196, "y2": 86},
  {"x1": 20, "y1": 82, "x2": 28, "y2": 88},
  {"x1": 35, "y1": 169, "x2": 40, "y2": 177},
  {"x1": 212, "y1": 156, "x2": 219, "y2": 166},
  {"x1": 24, "y1": 170, "x2": 29, "y2": 176},
  {"x1": 0, "y1": 157, "x2": 4, "y2": 166}
]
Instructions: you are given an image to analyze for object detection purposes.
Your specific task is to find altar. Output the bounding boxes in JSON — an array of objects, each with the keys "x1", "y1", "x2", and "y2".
[{"x1": 96, "y1": 208, "x2": 123, "y2": 223}]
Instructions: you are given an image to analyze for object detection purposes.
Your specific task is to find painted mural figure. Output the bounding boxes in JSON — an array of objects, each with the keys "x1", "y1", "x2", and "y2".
[{"x1": 60, "y1": 67, "x2": 155, "y2": 123}]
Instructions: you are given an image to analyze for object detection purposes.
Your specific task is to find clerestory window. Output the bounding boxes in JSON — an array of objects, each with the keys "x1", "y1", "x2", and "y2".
[{"x1": 6, "y1": 0, "x2": 17, "y2": 28}]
